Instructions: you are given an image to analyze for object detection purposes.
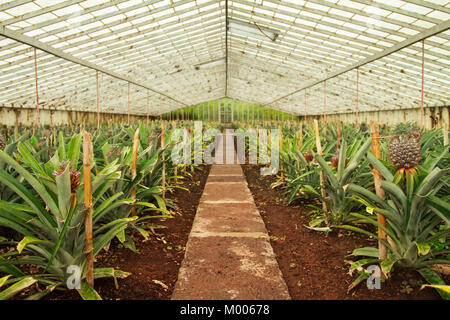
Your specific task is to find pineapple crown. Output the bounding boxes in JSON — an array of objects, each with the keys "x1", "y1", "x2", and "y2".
[{"x1": 392, "y1": 122, "x2": 421, "y2": 136}]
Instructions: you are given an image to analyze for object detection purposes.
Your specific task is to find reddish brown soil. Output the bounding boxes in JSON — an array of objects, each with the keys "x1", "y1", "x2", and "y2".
[
  {"x1": 242, "y1": 164, "x2": 441, "y2": 300},
  {"x1": 46, "y1": 165, "x2": 210, "y2": 300}
]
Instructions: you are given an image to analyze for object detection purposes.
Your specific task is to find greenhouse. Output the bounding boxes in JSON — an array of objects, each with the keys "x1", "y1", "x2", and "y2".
[{"x1": 0, "y1": 0, "x2": 448, "y2": 304}]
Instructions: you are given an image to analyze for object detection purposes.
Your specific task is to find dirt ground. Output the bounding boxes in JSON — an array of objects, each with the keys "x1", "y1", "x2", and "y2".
[
  {"x1": 46, "y1": 165, "x2": 211, "y2": 300},
  {"x1": 5, "y1": 162, "x2": 445, "y2": 300},
  {"x1": 242, "y1": 164, "x2": 442, "y2": 300}
]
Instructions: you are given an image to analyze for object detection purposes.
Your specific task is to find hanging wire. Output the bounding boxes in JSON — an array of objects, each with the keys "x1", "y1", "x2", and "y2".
[
  {"x1": 356, "y1": 67, "x2": 359, "y2": 127},
  {"x1": 34, "y1": 48, "x2": 40, "y2": 128},
  {"x1": 323, "y1": 81, "x2": 327, "y2": 123},
  {"x1": 421, "y1": 39, "x2": 425, "y2": 128},
  {"x1": 127, "y1": 82, "x2": 131, "y2": 124},
  {"x1": 96, "y1": 70, "x2": 100, "y2": 131}
]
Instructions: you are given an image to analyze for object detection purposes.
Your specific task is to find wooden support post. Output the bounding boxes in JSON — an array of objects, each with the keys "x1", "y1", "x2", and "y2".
[
  {"x1": 313, "y1": 120, "x2": 327, "y2": 213},
  {"x1": 82, "y1": 131, "x2": 94, "y2": 288},
  {"x1": 131, "y1": 128, "x2": 139, "y2": 216},
  {"x1": 370, "y1": 121, "x2": 387, "y2": 260}
]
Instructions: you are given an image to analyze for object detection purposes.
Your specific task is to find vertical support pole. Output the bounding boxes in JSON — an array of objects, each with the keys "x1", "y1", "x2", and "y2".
[
  {"x1": 33, "y1": 48, "x2": 41, "y2": 128},
  {"x1": 146, "y1": 90, "x2": 150, "y2": 126},
  {"x1": 313, "y1": 120, "x2": 327, "y2": 213},
  {"x1": 96, "y1": 71, "x2": 100, "y2": 132},
  {"x1": 356, "y1": 67, "x2": 359, "y2": 127},
  {"x1": 304, "y1": 89, "x2": 307, "y2": 122},
  {"x1": 82, "y1": 131, "x2": 94, "y2": 288},
  {"x1": 131, "y1": 128, "x2": 139, "y2": 216},
  {"x1": 323, "y1": 81, "x2": 327, "y2": 124},
  {"x1": 370, "y1": 121, "x2": 387, "y2": 260},
  {"x1": 127, "y1": 82, "x2": 131, "y2": 124},
  {"x1": 420, "y1": 39, "x2": 425, "y2": 129}
]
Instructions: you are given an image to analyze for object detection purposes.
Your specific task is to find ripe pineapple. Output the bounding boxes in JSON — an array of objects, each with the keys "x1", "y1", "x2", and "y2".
[{"x1": 388, "y1": 122, "x2": 421, "y2": 171}]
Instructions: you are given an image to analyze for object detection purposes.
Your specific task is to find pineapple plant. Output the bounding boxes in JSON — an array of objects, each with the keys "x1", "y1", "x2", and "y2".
[{"x1": 388, "y1": 122, "x2": 421, "y2": 176}]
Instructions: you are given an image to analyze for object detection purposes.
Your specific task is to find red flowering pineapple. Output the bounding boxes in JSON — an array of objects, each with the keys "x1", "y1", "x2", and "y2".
[
  {"x1": 53, "y1": 167, "x2": 81, "y2": 193},
  {"x1": 304, "y1": 150, "x2": 313, "y2": 162},
  {"x1": 331, "y1": 154, "x2": 349, "y2": 169}
]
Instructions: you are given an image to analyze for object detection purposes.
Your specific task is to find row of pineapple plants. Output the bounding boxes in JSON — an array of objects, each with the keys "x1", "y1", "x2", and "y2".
[
  {"x1": 0, "y1": 120, "x2": 218, "y2": 300},
  {"x1": 233, "y1": 120, "x2": 449, "y2": 299}
]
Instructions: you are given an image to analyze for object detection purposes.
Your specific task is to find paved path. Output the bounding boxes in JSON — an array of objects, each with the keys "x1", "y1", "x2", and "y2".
[{"x1": 172, "y1": 133, "x2": 290, "y2": 300}]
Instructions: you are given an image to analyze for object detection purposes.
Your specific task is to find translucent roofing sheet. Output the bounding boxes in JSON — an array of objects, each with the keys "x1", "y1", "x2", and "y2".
[{"x1": 0, "y1": 0, "x2": 448, "y2": 116}]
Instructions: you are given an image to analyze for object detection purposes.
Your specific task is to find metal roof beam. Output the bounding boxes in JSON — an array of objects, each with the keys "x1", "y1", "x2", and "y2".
[
  {"x1": 264, "y1": 20, "x2": 450, "y2": 106},
  {"x1": 0, "y1": 26, "x2": 188, "y2": 107}
]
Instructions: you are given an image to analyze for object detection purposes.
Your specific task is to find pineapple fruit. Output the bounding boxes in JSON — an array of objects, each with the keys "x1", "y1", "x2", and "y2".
[{"x1": 388, "y1": 122, "x2": 421, "y2": 171}]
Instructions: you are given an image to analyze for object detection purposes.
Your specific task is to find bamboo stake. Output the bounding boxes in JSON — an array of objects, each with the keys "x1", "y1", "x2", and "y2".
[
  {"x1": 127, "y1": 82, "x2": 131, "y2": 124},
  {"x1": 131, "y1": 127, "x2": 140, "y2": 217},
  {"x1": 313, "y1": 120, "x2": 327, "y2": 213},
  {"x1": 82, "y1": 131, "x2": 94, "y2": 288},
  {"x1": 370, "y1": 121, "x2": 387, "y2": 260}
]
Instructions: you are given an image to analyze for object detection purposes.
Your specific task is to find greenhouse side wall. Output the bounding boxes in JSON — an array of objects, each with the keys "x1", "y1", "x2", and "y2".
[
  {"x1": 304, "y1": 105, "x2": 449, "y2": 130},
  {"x1": 0, "y1": 105, "x2": 448, "y2": 130},
  {"x1": 0, "y1": 106, "x2": 150, "y2": 127}
]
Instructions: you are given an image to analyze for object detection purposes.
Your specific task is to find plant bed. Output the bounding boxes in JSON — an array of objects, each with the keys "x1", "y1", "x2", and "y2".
[
  {"x1": 242, "y1": 164, "x2": 441, "y2": 300},
  {"x1": 44, "y1": 165, "x2": 211, "y2": 300}
]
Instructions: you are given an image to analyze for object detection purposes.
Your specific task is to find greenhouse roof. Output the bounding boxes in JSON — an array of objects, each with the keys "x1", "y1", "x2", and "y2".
[{"x1": 0, "y1": 0, "x2": 449, "y2": 116}]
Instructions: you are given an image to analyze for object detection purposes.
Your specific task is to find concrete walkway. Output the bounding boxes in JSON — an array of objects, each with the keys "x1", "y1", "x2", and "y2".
[{"x1": 172, "y1": 133, "x2": 290, "y2": 300}]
